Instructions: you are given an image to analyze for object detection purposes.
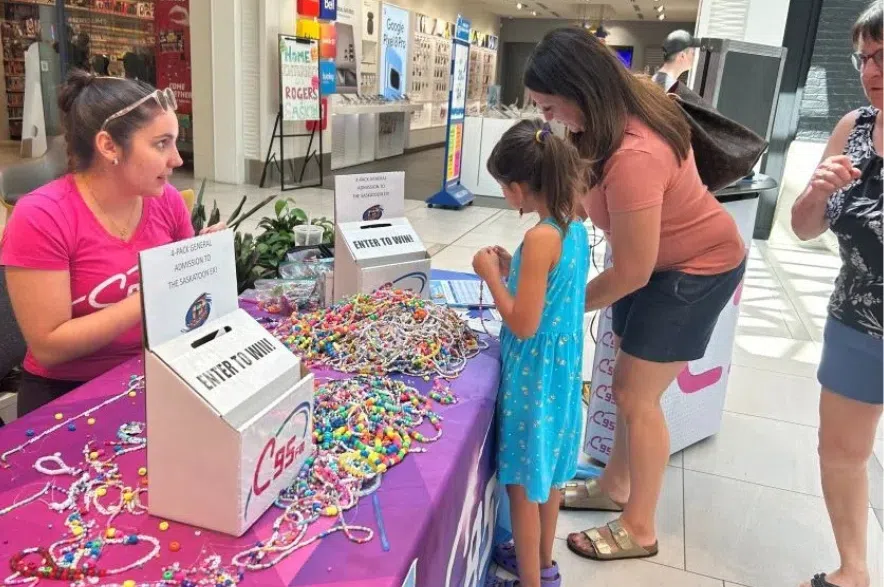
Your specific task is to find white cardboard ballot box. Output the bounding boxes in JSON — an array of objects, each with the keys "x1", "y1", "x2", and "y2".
[
  {"x1": 333, "y1": 172, "x2": 431, "y2": 300},
  {"x1": 139, "y1": 230, "x2": 314, "y2": 536}
]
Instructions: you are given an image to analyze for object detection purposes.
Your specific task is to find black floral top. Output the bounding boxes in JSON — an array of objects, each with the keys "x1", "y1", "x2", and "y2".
[{"x1": 825, "y1": 106, "x2": 883, "y2": 339}]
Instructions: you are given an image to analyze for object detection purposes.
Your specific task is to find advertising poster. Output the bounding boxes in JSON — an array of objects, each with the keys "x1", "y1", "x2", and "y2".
[
  {"x1": 298, "y1": 0, "x2": 320, "y2": 17},
  {"x1": 380, "y1": 3, "x2": 409, "y2": 99},
  {"x1": 444, "y1": 27, "x2": 469, "y2": 185},
  {"x1": 363, "y1": 0, "x2": 379, "y2": 43},
  {"x1": 155, "y1": 0, "x2": 192, "y2": 114},
  {"x1": 445, "y1": 123, "x2": 463, "y2": 183},
  {"x1": 320, "y1": 22, "x2": 337, "y2": 59},
  {"x1": 319, "y1": 0, "x2": 337, "y2": 20},
  {"x1": 320, "y1": 60, "x2": 337, "y2": 95},
  {"x1": 335, "y1": 0, "x2": 361, "y2": 94},
  {"x1": 280, "y1": 37, "x2": 320, "y2": 121}
]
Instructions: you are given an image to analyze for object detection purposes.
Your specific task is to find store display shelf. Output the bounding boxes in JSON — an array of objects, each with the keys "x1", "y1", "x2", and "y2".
[
  {"x1": 333, "y1": 103, "x2": 422, "y2": 116},
  {"x1": 64, "y1": 5, "x2": 153, "y2": 22}
]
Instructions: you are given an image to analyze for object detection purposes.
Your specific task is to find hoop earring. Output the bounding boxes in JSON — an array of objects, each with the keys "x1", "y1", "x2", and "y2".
[{"x1": 113, "y1": 158, "x2": 119, "y2": 166}]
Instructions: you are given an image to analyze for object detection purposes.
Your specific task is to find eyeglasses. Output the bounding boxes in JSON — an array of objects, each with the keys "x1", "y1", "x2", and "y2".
[
  {"x1": 101, "y1": 88, "x2": 178, "y2": 131},
  {"x1": 851, "y1": 49, "x2": 883, "y2": 72}
]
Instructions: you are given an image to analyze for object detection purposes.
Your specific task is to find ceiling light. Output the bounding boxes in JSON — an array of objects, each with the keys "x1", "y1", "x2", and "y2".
[
  {"x1": 655, "y1": 5, "x2": 664, "y2": 11},
  {"x1": 531, "y1": 10, "x2": 537, "y2": 15},
  {"x1": 657, "y1": 13, "x2": 665, "y2": 19},
  {"x1": 516, "y1": 2, "x2": 523, "y2": 8}
]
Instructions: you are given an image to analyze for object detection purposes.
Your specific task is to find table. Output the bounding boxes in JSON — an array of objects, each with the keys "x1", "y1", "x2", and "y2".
[{"x1": 0, "y1": 272, "x2": 501, "y2": 587}]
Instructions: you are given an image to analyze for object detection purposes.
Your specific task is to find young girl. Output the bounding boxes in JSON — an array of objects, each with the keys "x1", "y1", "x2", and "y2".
[{"x1": 472, "y1": 119, "x2": 590, "y2": 587}]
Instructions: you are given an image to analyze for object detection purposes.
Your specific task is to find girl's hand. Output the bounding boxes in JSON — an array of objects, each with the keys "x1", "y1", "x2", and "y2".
[
  {"x1": 492, "y1": 246, "x2": 512, "y2": 276},
  {"x1": 200, "y1": 222, "x2": 228, "y2": 235},
  {"x1": 809, "y1": 155, "x2": 862, "y2": 198},
  {"x1": 472, "y1": 247, "x2": 501, "y2": 282}
]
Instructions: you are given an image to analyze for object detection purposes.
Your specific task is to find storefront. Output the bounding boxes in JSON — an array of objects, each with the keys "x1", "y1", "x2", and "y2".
[{"x1": 0, "y1": 0, "x2": 193, "y2": 162}]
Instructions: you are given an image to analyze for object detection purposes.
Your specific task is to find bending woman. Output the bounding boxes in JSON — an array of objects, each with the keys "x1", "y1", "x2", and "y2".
[
  {"x1": 524, "y1": 28, "x2": 746, "y2": 561},
  {"x1": 0, "y1": 71, "x2": 222, "y2": 417},
  {"x1": 792, "y1": 4, "x2": 882, "y2": 587}
]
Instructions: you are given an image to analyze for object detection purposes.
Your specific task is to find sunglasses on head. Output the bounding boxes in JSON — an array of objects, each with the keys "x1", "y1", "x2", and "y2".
[
  {"x1": 100, "y1": 87, "x2": 178, "y2": 131},
  {"x1": 851, "y1": 48, "x2": 883, "y2": 72}
]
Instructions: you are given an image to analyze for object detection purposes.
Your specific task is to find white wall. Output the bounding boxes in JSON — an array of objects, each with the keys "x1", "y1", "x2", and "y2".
[{"x1": 190, "y1": 0, "x2": 214, "y2": 181}]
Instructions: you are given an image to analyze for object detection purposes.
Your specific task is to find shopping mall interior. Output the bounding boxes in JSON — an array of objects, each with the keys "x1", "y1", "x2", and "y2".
[{"x1": 0, "y1": 0, "x2": 881, "y2": 586}]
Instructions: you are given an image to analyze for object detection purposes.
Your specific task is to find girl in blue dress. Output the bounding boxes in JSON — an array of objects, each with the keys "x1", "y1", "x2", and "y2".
[{"x1": 472, "y1": 119, "x2": 590, "y2": 587}]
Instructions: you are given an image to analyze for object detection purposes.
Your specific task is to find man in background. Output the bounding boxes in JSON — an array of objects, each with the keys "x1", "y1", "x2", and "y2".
[{"x1": 653, "y1": 30, "x2": 700, "y2": 92}]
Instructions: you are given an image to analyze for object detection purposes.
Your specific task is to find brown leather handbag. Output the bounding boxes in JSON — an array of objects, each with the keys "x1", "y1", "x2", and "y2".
[{"x1": 668, "y1": 82, "x2": 769, "y2": 191}]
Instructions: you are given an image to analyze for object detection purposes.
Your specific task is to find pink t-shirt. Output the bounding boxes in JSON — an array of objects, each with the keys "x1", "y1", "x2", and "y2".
[{"x1": 0, "y1": 174, "x2": 194, "y2": 381}]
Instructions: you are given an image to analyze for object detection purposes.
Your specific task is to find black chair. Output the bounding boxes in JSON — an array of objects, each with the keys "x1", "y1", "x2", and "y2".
[{"x1": 0, "y1": 267, "x2": 26, "y2": 424}]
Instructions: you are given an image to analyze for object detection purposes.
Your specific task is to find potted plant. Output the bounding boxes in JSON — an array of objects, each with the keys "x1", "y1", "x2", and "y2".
[{"x1": 255, "y1": 199, "x2": 334, "y2": 274}]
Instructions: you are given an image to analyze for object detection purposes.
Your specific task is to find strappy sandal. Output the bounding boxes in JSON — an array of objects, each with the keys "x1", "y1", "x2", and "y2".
[
  {"x1": 493, "y1": 540, "x2": 561, "y2": 585},
  {"x1": 809, "y1": 573, "x2": 842, "y2": 587},
  {"x1": 560, "y1": 478, "x2": 624, "y2": 512},
  {"x1": 566, "y1": 520, "x2": 658, "y2": 561}
]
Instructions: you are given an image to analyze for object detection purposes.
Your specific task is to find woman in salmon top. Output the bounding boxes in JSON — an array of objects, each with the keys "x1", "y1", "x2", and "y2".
[{"x1": 523, "y1": 28, "x2": 746, "y2": 564}]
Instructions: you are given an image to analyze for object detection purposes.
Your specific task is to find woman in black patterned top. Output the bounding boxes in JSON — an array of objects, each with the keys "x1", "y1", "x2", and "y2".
[{"x1": 792, "y1": 4, "x2": 882, "y2": 587}]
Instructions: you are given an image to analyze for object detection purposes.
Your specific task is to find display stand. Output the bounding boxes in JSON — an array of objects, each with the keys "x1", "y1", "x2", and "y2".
[
  {"x1": 138, "y1": 230, "x2": 314, "y2": 536},
  {"x1": 427, "y1": 16, "x2": 475, "y2": 210},
  {"x1": 583, "y1": 179, "x2": 774, "y2": 462},
  {"x1": 260, "y1": 35, "x2": 325, "y2": 191}
]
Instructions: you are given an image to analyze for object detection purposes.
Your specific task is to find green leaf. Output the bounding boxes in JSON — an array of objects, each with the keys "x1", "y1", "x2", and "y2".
[
  {"x1": 225, "y1": 195, "x2": 247, "y2": 225},
  {"x1": 231, "y1": 194, "x2": 277, "y2": 232},
  {"x1": 274, "y1": 199, "x2": 287, "y2": 217}
]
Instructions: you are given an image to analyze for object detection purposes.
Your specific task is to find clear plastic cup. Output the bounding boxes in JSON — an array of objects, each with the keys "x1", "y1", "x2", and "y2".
[{"x1": 293, "y1": 224, "x2": 325, "y2": 246}]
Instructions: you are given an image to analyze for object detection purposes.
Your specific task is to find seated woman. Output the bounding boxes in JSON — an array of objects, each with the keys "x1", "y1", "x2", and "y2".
[{"x1": 0, "y1": 70, "x2": 222, "y2": 417}]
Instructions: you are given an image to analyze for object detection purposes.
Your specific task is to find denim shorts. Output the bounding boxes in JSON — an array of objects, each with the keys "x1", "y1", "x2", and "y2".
[
  {"x1": 818, "y1": 317, "x2": 883, "y2": 405},
  {"x1": 612, "y1": 257, "x2": 747, "y2": 363}
]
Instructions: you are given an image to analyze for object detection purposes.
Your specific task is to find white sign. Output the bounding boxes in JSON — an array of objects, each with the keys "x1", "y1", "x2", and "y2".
[
  {"x1": 380, "y1": 3, "x2": 409, "y2": 98},
  {"x1": 139, "y1": 229, "x2": 238, "y2": 348},
  {"x1": 335, "y1": 172, "x2": 405, "y2": 223},
  {"x1": 280, "y1": 36, "x2": 320, "y2": 122},
  {"x1": 450, "y1": 42, "x2": 469, "y2": 121},
  {"x1": 339, "y1": 220, "x2": 425, "y2": 262}
]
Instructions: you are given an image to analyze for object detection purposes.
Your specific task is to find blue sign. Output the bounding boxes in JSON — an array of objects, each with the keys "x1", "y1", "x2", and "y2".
[
  {"x1": 455, "y1": 15, "x2": 471, "y2": 43},
  {"x1": 426, "y1": 20, "x2": 475, "y2": 210},
  {"x1": 380, "y1": 3, "x2": 409, "y2": 99},
  {"x1": 319, "y1": 60, "x2": 337, "y2": 95},
  {"x1": 319, "y1": 0, "x2": 337, "y2": 20}
]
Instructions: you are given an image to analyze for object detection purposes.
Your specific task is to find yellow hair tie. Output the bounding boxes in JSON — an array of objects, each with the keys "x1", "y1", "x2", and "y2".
[{"x1": 535, "y1": 129, "x2": 544, "y2": 144}]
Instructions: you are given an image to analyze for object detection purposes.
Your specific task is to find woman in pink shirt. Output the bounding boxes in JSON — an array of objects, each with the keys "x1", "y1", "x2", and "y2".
[{"x1": 1, "y1": 70, "x2": 222, "y2": 417}]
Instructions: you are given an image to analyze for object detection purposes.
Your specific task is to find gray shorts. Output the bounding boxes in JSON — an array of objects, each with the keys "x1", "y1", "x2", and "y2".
[{"x1": 818, "y1": 317, "x2": 883, "y2": 405}]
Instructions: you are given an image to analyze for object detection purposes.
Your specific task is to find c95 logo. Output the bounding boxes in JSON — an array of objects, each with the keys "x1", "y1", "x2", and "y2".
[
  {"x1": 592, "y1": 410, "x2": 616, "y2": 432},
  {"x1": 594, "y1": 384, "x2": 613, "y2": 403},
  {"x1": 589, "y1": 435, "x2": 613, "y2": 456},
  {"x1": 253, "y1": 435, "x2": 307, "y2": 497}
]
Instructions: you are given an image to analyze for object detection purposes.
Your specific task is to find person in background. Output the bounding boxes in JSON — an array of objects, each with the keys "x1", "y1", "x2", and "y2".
[
  {"x1": 473, "y1": 119, "x2": 590, "y2": 587},
  {"x1": 791, "y1": 4, "x2": 882, "y2": 587},
  {"x1": 524, "y1": 27, "x2": 746, "y2": 563},
  {"x1": 0, "y1": 70, "x2": 223, "y2": 417},
  {"x1": 652, "y1": 29, "x2": 700, "y2": 92}
]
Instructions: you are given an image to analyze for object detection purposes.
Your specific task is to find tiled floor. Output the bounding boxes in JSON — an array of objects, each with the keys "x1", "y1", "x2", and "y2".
[{"x1": 178, "y1": 172, "x2": 883, "y2": 587}]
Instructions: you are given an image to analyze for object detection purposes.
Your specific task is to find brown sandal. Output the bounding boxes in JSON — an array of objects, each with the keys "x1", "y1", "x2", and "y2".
[
  {"x1": 567, "y1": 520, "x2": 658, "y2": 561},
  {"x1": 560, "y1": 478, "x2": 624, "y2": 512}
]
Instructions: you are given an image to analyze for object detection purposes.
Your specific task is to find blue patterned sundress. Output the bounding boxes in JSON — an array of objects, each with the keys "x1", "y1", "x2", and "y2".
[{"x1": 497, "y1": 219, "x2": 590, "y2": 502}]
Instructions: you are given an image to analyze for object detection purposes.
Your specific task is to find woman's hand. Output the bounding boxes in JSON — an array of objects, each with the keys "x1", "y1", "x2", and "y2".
[
  {"x1": 472, "y1": 247, "x2": 501, "y2": 283},
  {"x1": 200, "y1": 222, "x2": 227, "y2": 235},
  {"x1": 809, "y1": 155, "x2": 862, "y2": 198},
  {"x1": 492, "y1": 246, "x2": 512, "y2": 276}
]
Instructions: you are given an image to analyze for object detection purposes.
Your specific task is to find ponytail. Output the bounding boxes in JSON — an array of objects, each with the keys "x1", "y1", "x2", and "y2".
[{"x1": 486, "y1": 119, "x2": 585, "y2": 232}]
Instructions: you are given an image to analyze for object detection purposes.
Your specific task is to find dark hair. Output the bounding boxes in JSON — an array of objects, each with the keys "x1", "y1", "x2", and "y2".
[
  {"x1": 486, "y1": 119, "x2": 584, "y2": 231},
  {"x1": 524, "y1": 28, "x2": 691, "y2": 186},
  {"x1": 58, "y1": 69, "x2": 161, "y2": 171},
  {"x1": 852, "y1": 1, "x2": 882, "y2": 46}
]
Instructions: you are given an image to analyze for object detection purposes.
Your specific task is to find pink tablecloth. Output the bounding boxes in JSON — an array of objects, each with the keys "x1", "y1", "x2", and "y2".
[{"x1": 0, "y1": 292, "x2": 500, "y2": 586}]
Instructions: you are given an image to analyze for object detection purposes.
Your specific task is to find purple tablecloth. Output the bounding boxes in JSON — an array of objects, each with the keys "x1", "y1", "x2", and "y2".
[{"x1": 0, "y1": 272, "x2": 501, "y2": 587}]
